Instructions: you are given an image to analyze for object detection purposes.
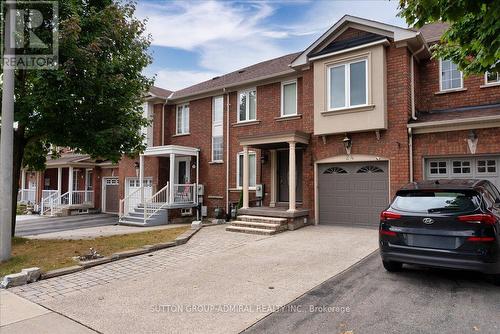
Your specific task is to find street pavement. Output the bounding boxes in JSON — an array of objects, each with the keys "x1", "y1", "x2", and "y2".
[
  {"x1": 15, "y1": 214, "x2": 118, "y2": 237},
  {"x1": 244, "y1": 251, "x2": 500, "y2": 334}
]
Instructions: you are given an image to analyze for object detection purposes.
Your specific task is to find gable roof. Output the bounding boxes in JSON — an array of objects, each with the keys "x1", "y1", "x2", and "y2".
[
  {"x1": 291, "y1": 15, "x2": 423, "y2": 67},
  {"x1": 148, "y1": 86, "x2": 173, "y2": 99},
  {"x1": 418, "y1": 22, "x2": 449, "y2": 43},
  {"x1": 309, "y1": 32, "x2": 387, "y2": 58},
  {"x1": 171, "y1": 52, "x2": 300, "y2": 100}
]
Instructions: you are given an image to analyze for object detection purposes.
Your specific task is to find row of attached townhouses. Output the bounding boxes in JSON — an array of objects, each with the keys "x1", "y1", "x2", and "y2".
[{"x1": 18, "y1": 16, "x2": 500, "y2": 232}]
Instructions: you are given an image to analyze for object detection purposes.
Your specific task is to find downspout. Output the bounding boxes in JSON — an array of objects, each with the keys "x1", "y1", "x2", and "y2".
[
  {"x1": 224, "y1": 88, "x2": 230, "y2": 214},
  {"x1": 408, "y1": 127, "x2": 414, "y2": 182},
  {"x1": 162, "y1": 93, "x2": 174, "y2": 146},
  {"x1": 409, "y1": 42, "x2": 426, "y2": 182}
]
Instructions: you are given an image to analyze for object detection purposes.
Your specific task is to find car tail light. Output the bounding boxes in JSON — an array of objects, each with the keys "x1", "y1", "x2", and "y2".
[
  {"x1": 379, "y1": 229, "x2": 397, "y2": 237},
  {"x1": 380, "y1": 211, "x2": 401, "y2": 220},
  {"x1": 467, "y1": 236, "x2": 495, "y2": 242},
  {"x1": 457, "y1": 214, "x2": 497, "y2": 225}
]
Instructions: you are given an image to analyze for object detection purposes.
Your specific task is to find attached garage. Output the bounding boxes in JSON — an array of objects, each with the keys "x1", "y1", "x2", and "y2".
[
  {"x1": 425, "y1": 156, "x2": 500, "y2": 189},
  {"x1": 318, "y1": 161, "x2": 389, "y2": 227}
]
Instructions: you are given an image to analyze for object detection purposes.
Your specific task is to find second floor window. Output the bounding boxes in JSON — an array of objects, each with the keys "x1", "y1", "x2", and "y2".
[
  {"x1": 281, "y1": 80, "x2": 297, "y2": 116},
  {"x1": 328, "y1": 58, "x2": 367, "y2": 110},
  {"x1": 212, "y1": 96, "x2": 224, "y2": 162},
  {"x1": 486, "y1": 71, "x2": 500, "y2": 85},
  {"x1": 176, "y1": 104, "x2": 189, "y2": 135},
  {"x1": 440, "y1": 59, "x2": 463, "y2": 91},
  {"x1": 238, "y1": 89, "x2": 256, "y2": 122}
]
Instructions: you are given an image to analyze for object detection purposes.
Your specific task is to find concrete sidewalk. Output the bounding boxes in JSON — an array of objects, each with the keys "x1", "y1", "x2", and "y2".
[
  {"x1": 0, "y1": 290, "x2": 96, "y2": 333},
  {"x1": 10, "y1": 225, "x2": 378, "y2": 333}
]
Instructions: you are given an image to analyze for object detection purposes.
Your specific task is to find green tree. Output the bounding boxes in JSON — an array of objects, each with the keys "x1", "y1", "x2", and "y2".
[
  {"x1": 1, "y1": 0, "x2": 152, "y2": 236},
  {"x1": 399, "y1": 0, "x2": 500, "y2": 75}
]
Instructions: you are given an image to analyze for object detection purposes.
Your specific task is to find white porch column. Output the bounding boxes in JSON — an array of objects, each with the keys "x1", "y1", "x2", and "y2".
[
  {"x1": 169, "y1": 153, "x2": 175, "y2": 204},
  {"x1": 287, "y1": 141, "x2": 296, "y2": 212},
  {"x1": 57, "y1": 167, "x2": 62, "y2": 204},
  {"x1": 242, "y1": 145, "x2": 250, "y2": 209},
  {"x1": 269, "y1": 150, "x2": 277, "y2": 207},
  {"x1": 139, "y1": 154, "x2": 145, "y2": 204},
  {"x1": 21, "y1": 168, "x2": 26, "y2": 201},
  {"x1": 68, "y1": 166, "x2": 74, "y2": 205}
]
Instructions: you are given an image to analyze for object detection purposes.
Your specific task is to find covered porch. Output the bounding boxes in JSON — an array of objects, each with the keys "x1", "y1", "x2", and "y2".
[
  {"x1": 119, "y1": 145, "x2": 200, "y2": 225},
  {"x1": 40, "y1": 154, "x2": 96, "y2": 216},
  {"x1": 239, "y1": 131, "x2": 310, "y2": 216}
]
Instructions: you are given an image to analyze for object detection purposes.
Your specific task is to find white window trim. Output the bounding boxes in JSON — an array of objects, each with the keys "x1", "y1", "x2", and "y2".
[
  {"x1": 439, "y1": 59, "x2": 463, "y2": 92},
  {"x1": 326, "y1": 58, "x2": 368, "y2": 111},
  {"x1": 236, "y1": 151, "x2": 256, "y2": 190},
  {"x1": 237, "y1": 88, "x2": 257, "y2": 123},
  {"x1": 176, "y1": 103, "x2": 190, "y2": 135},
  {"x1": 280, "y1": 79, "x2": 298, "y2": 117},
  {"x1": 212, "y1": 96, "x2": 224, "y2": 162},
  {"x1": 484, "y1": 71, "x2": 500, "y2": 85},
  {"x1": 427, "y1": 160, "x2": 449, "y2": 177}
]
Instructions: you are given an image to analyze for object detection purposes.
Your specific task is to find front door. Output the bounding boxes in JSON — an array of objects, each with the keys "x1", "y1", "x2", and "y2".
[
  {"x1": 175, "y1": 158, "x2": 191, "y2": 184},
  {"x1": 278, "y1": 150, "x2": 303, "y2": 203}
]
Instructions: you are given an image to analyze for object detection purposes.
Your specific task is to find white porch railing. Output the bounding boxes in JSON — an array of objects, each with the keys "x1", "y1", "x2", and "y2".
[
  {"x1": 71, "y1": 190, "x2": 94, "y2": 205},
  {"x1": 119, "y1": 187, "x2": 142, "y2": 219},
  {"x1": 173, "y1": 184, "x2": 196, "y2": 204},
  {"x1": 41, "y1": 190, "x2": 94, "y2": 216},
  {"x1": 17, "y1": 189, "x2": 36, "y2": 203},
  {"x1": 143, "y1": 183, "x2": 170, "y2": 222},
  {"x1": 41, "y1": 191, "x2": 60, "y2": 216}
]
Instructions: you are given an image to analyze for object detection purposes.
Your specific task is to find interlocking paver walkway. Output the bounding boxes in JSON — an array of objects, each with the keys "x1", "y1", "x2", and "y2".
[{"x1": 9, "y1": 226, "x2": 267, "y2": 304}]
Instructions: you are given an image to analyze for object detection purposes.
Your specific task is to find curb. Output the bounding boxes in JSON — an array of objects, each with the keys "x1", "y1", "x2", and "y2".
[{"x1": 1, "y1": 226, "x2": 203, "y2": 289}]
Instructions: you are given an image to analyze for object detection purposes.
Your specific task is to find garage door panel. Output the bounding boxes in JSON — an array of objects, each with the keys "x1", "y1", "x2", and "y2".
[{"x1": 319, "y1": 162, "x2": 389, "y2": 227}]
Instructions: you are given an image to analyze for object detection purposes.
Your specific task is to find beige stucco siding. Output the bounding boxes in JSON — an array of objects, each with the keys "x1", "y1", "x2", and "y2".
[{"x1": 313, "y1": 44, "x2": 387, "y2": 135}]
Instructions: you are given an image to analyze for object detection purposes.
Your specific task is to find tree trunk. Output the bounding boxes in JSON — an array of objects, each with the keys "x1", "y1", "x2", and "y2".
[{"x1": 11, "y1": 130, "x2": 25, "y2": 237}]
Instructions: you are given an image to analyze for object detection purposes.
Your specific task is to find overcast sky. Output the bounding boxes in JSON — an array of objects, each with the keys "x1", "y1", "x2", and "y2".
[{"x1": 136, "y1": 0, "x2": 407, "y2": 91}]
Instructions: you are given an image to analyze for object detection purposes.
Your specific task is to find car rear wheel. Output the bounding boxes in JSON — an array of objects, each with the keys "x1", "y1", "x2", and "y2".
[{"x1": 382, "y1": 260, "x2": 403, "y2": 272}]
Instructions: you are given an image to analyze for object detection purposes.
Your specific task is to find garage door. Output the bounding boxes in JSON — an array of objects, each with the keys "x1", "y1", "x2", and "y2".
[
  {"x1": 318, "y1": 162, "x2": 389, "y2": 227},
  {"x1": 425, "y1": 156, "x2": 500, "y2": 190},
  {"x1": 103, "y1": 178, "x2": 119, "y2": 214}
]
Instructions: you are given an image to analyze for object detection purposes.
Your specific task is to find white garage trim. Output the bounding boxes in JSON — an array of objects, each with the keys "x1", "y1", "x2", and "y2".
[{"x1": 314, "y1": 154, "x2": 391, "y2": 225}]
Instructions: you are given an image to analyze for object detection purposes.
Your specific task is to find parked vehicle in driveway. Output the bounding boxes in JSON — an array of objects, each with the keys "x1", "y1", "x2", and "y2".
[{"x1": 379, "y1": 179, "x2": 500, "y2": 285}]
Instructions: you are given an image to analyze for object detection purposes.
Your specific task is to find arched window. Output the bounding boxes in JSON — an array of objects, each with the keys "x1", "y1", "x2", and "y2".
[
  {"x1": 357, "y1": 165, "x2": 384, "y2": 173},
  {"x1": 323, "y1": 167, "x2": 348, "y2": 174}
]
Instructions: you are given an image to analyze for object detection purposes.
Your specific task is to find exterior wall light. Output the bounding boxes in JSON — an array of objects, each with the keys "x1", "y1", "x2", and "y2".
[{"x1": 343, "y1": 135, "x2": 352, "y2": 157}]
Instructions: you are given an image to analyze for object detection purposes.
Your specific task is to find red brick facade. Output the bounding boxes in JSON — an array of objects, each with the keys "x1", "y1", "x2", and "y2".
[{"x1": 38, "y1": 23, "x2": 494, "y2": 222}]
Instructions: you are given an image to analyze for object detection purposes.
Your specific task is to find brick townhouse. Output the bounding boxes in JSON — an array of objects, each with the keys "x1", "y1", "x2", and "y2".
[{"x1": 21, "y1": 15, "x2": 500, "y2": 232}]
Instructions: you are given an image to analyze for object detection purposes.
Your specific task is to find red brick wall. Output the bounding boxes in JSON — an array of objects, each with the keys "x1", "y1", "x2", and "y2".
[
  {"x1": 416, "y1": 58, "x2": 500, "y2": 112},
  {"x1": 312, "y1": 44, "x2": 412, "y2": 202},
  {"x1": 412, "y1": 128, "x2": 500, "y2": 181}
]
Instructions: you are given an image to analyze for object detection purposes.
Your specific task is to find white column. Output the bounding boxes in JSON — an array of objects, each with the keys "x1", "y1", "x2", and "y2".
[
  {"x1": 169, "y1": 153, "x2": 175, "y2": 204},
  {"x1": 270, "y1": 150, "x2": 277, "y2": 207},
  {"x1": 68, "y1": 166, "x2": 74, "y2": 205},
  {"x1": 242, "y1": 146, "x2": 250, "y2": 209},
  {"x1": 21, "y1": 169, "x2": 26, "y2": 201},
  {"x1": 57, "y1": 167, "x2": 62, "y2": 194},
  {"x1": 139, "y1": 155, "x2": 145, "y2": 204},
  {"x1": 287, "y1": 142, "x2": 296, "y2": 212}
]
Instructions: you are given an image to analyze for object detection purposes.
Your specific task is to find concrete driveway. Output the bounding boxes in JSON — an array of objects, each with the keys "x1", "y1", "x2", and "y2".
[
  {"x1": 15, "y1": 214, "x2": 118, "y2": 237},
  {"x1": 10, "y1": 225, "x2": 378, "y2": 333}
]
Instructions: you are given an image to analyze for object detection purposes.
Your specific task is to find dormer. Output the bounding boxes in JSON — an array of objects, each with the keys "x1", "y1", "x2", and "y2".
[{"x1": 291, "y1": 15, "x2": 429, "y2": 136}]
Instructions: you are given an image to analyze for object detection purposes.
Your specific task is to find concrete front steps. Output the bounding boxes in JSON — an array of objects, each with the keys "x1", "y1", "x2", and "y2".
[
  {"x1": 226, "y1": 215, "x2": 288, "y2": 235},
  {"x1": 119, "y1": 204, "x2": 168, "y2": 226}
]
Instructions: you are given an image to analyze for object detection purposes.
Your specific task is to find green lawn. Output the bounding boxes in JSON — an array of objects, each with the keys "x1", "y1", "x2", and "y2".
[{"x1": 0, "y1": 226, "x2": 189, "y2": 277}]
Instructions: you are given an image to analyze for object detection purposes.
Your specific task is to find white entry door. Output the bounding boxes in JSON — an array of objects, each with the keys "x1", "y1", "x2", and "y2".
[{"x1": 125, "y1": 177, "x2": 153, "y2": 211}]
